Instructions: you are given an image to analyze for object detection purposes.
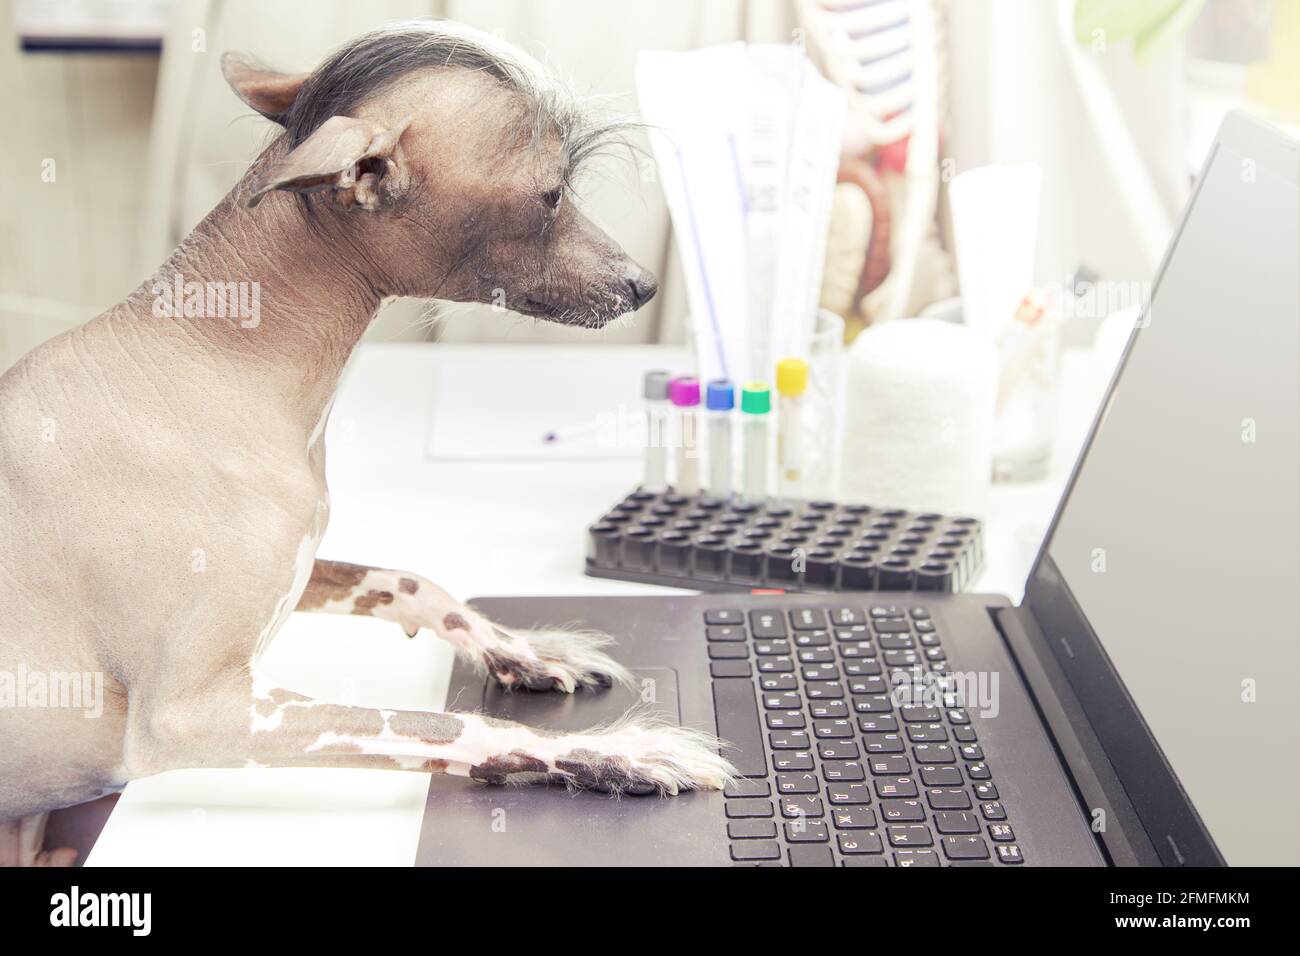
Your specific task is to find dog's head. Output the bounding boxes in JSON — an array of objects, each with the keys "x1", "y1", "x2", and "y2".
[{"x1": 223, "y1": 21, "x2": 657, "y2": 328}]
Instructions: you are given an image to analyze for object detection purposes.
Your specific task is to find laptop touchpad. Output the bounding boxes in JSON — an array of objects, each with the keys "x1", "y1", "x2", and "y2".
[
  {"x1": 418, "y1": 668, "x2": 726, "y2": 866},
  {"x1": 459, "y1": 667, "x2": 680, "y2": 730}
]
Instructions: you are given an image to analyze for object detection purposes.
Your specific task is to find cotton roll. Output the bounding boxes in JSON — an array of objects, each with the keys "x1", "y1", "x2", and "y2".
[{"x1": 840, "y1": 318, "x2": 998, "y2": 518}]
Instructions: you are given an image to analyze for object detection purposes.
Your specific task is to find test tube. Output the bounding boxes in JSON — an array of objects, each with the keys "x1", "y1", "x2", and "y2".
[
  {"x1": 670, "y1": 376, "x2": 701, "y2": 495},
  {"x1": 642, "y1": 370, "x2": 671, "y2": 491},
  {"x1": 776, "y1": 357, "x2": 809, "y2": 497},
  {"x1": 741, "y1": 382, "x2": 771, "y2": 501},
  {"x1": 705, "y1": 379, "x2": 735, "y2": 497}
]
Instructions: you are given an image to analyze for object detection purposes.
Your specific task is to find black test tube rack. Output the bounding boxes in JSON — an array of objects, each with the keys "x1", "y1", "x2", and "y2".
[{"x1": 585, "y1": 488, "x2": 984, "y2": 593}]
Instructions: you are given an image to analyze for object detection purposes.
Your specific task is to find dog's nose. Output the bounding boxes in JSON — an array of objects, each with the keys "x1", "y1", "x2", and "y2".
[{"x1": 626, "y1": 268, "x2": 659, "y2": 310}]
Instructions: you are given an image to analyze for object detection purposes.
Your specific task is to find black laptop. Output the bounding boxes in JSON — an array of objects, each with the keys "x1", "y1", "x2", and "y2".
[{"x1": 416, "y1": 112, "x2": 1299, "y2": 867}]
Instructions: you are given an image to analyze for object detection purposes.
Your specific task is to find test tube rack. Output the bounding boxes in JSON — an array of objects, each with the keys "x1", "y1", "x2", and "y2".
[{"x1": 585, "y1": 488, "x2": 984, "y2": 593}]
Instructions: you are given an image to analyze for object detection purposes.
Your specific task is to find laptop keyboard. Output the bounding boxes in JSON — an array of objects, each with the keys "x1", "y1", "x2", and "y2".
[{"x1": 708, "y1": 603, "x2": 1024, "y2": 867}]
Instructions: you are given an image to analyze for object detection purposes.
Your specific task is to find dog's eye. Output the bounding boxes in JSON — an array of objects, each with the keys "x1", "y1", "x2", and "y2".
[{"x1": 542, "y1": 188, "x2": 563, "y2": 212}]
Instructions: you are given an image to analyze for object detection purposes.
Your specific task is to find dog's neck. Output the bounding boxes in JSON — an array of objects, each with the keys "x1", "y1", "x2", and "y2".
[{"x1": 107, "y1": 142, "x2": 389, "y2": 425}]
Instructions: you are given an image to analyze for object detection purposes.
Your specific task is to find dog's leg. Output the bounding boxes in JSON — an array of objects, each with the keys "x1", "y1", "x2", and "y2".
[
  {"x1": 0, "y1": 813, "x2": 77, "y2": 867},
  {"x1": 295, "y1": 560, "x2": 630, "y2": 691},
  {"x1": 130, "y1": 676, "x2": 734, "y2": 795}
]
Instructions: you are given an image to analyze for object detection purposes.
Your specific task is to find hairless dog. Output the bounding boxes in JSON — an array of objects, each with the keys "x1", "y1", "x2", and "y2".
[{"x1": 0, "y1": 21, "x2": 732, "y2": 866}]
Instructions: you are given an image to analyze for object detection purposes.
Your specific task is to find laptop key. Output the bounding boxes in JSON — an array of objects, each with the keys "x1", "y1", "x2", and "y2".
[
  {"x1": 760, "y1": 674, "x2": 798, "y2": 692},
  {"x1": 813, "y1": 718, "x2": 854, "y2": 739},
  {"x1": 893, "y1": 849, "x2": 940, "y2": 867},
  {"x1": 766, "y1": 711, "x2": 805, "y2": 730},
  {"x1": 725, "y1": 799, "x2": 774, "y2": 818},
  {"x1": 874, "y1": 776, "x2": 918, "y2": 799},
  {"x1": 995, "y1": 844, "x2": 1025, "y2": 864},
  {"x1": 729, "y1": 841, "x2": 781, "y2": 862},
  {"x1": 959, "y1": 744, "x2": 985, "y2": 760},
  {"x1": 900, "y1": 705, "x2": 941, "y2": 722},
  {"x1": 953, "y1": 726, "x2": 979, "y2": 743},
  {"x1": 831, "y1": 807, "x2": 877, "y2": 829},
  {"x1": 711, "y1": 678, "x2": 766, "y2": 777},
  {"x1": 980, "y1": 801, "x2": 1007, "y2": 820},
  {"x1": 806, "y1": 681, "x2": 844, "y2": 700},
  {"x1": 802, "y1": 664, "x2": 839, "y2": 681},
  {"x1": 967, "y1": 761, "x2": 992, "y2": 780},
  {"x1": 853, "y1": 694, "x2": 892, "y2": 713},
  {"x1": 887, "y1": 824, "x2": 933, "y2": 847},
  {"x1": 849, "y1": 676, "x2": 887, "y2": 696},
  {"x1": 809, "y1": 700, "x2": 849, "y2": 719},
  {"x1": 705, "y1": 609, "x2": 744, "y2": 625},
  {"x1": 819, "y1": 740, "x2": 860, "y2": 760},
  {"x1": 769, "y1": 730, "x2": 811, "y2": 749},
  {"x1": 907, "y1": 723, "x2": 948, "y2": 742},
  {"x1": 858, "y1": 715, "x2": 899, "y2": 734},
  {"x1": 837, "y1": 831, "x2": 884, "y2": 855},
  {"x1": 728, "y1": 819, "x2": 777, "y2": 839},
  {"x1": 706, "y1": 626, "x2": 747, "y2": 642},
  {"x1": 708, "y1": 644, "x2": 749, "y2": 661},
  {"x1": 830, "y1": 607, "x2": 867, "y2": 625},
  {"x1": 914, "y1": 744, "x2": 955, "y2": 764},
  {"x1": 821, "y1": 760, "x2": 865, "y2": 782},
  {"x1": 763, "y1": 692, "x2": 802, "y2": 710},
  {"x1": 928, "y1": 788, "x2": 972, "y2": 810},
  {"x1": 710, "y1": 660, "x2": 752, "y2": 678},
  {"x1": 973, "y1": 782, "x2": 1000, "y2": 801},
  {"x1": 780, "y1": 795, "x2": 824, "y2": 818},
  {"x1": 793, "y1": 631, "x2": 831, "y2": 648},
  {"x1": 863, "y1": 733, "x2": 905, "y2": 754},
  {"x1": 724, "y1": 778, "x2": 770, "y2": 798},
  {"x1": 776, "y1": 773, "x2": 819, "y2": 794},
  {"x1": 843, "y1": 658, "x2": 882, "y2": 676},
  {"x1": 790, "y1": 608, "x2": 828, "y2": 630},
  {"x1": 784, "y1": 821, "x2": 829, "y2": 843},
  {"x1": 758, "y1": 656, "x2": 794, "y2": 673},
  {"x1": 880, "y1": 799, "x2": 926, "y2": 822},
  {"x1": 919, "y1": 766, "x2": 963, "y2": 787},
  {"x1": 933, "y1": 811, "x2": 980, "y2": 834},
  {"x1": 877, "y1": 634, "x2": 915, "y2": 650},
  {"x1": 989, "y1": 824, "x2": 1015, "y2": 842},
  {"x1": 942, "y1": 836, "x2": 990, "y2": 860},
  {"x1": 871, "y1": 619, "x2": 911, "y2": 634},
  {"x1": 749, "y1": 610, "x2": 787, "y2": 638},
  {"x1": 754, "y1": 640, "x2": 791, "y2": 657},
  {"x1": 869, "y1": 755, "x2": 912, "y2": 775},
  {"x1": 780, "y1": 796, "x2": 821, "y2": 816},
  {"x1": 797, "y1": 648, "x2": 835, "y2": 664},
  {"x1": 773, "y1": 751, "x2": 814, "y2": 772},
  {"x1": 826, "y1": 783, "x2": 872, "y2": 805},
  {"x1": 788, "y1": 845, "x2": 835, "y2": 867}
]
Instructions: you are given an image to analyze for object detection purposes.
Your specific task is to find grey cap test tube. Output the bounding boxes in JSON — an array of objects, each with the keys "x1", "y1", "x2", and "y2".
[{"x1": 642, "y1": 370, "x2": 671, "y2": 491}]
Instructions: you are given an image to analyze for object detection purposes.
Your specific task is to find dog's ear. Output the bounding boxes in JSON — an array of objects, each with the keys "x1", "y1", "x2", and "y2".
[
  {"x1": 222, "y1": 52, "x2": 309, "y2": 125},
  {"x1": 247, "y1": 114, "x2": 414, "y2": 211}
]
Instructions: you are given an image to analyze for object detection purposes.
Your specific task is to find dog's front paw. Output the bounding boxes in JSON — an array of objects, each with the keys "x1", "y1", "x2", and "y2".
[
  {"x1": 484, "y1": 626, "x2": 632, "y2": 693},
  {"x1": 550, "y1": 721, "x2": 736, "y2": 795}
]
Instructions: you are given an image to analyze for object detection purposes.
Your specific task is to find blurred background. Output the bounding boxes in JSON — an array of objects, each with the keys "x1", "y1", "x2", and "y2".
[{"x1": 2, "y1": 0, "x2": 1296, "y2": 373}]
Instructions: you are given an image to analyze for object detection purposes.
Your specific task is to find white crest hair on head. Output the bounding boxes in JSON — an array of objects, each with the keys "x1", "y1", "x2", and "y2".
[{"x1": 279, "y1": 17, "x2": 631, "y2": 185}]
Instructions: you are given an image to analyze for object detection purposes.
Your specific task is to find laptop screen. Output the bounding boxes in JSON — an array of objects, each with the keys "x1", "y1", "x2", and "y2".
[{"x1": 1041, "y1": 119, "x2": 1299, "y2": 865}]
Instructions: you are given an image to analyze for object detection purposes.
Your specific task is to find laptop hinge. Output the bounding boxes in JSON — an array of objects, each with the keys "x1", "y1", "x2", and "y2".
[{"x1": 990, "y1": 604, "x2": 1160, "y2": 866}]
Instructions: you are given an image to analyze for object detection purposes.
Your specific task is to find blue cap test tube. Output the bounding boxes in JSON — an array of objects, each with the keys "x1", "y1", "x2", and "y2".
[{"x1": 706, "y1": 379, "x2": 734, "y2": 497}]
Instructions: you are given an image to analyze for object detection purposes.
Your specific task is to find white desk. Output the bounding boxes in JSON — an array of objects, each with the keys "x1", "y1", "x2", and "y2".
[{"x1": 87, "y1": 342, "x2": 1110, "y2": 866}]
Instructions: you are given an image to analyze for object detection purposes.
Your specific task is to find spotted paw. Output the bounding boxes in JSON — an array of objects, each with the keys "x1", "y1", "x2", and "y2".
[
  {"x1": 483, "y1": 626, "x2": 632, "y2": 693},
  {"x1": 549, "y1": 721, "x2": 736, "y2": 795}
]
